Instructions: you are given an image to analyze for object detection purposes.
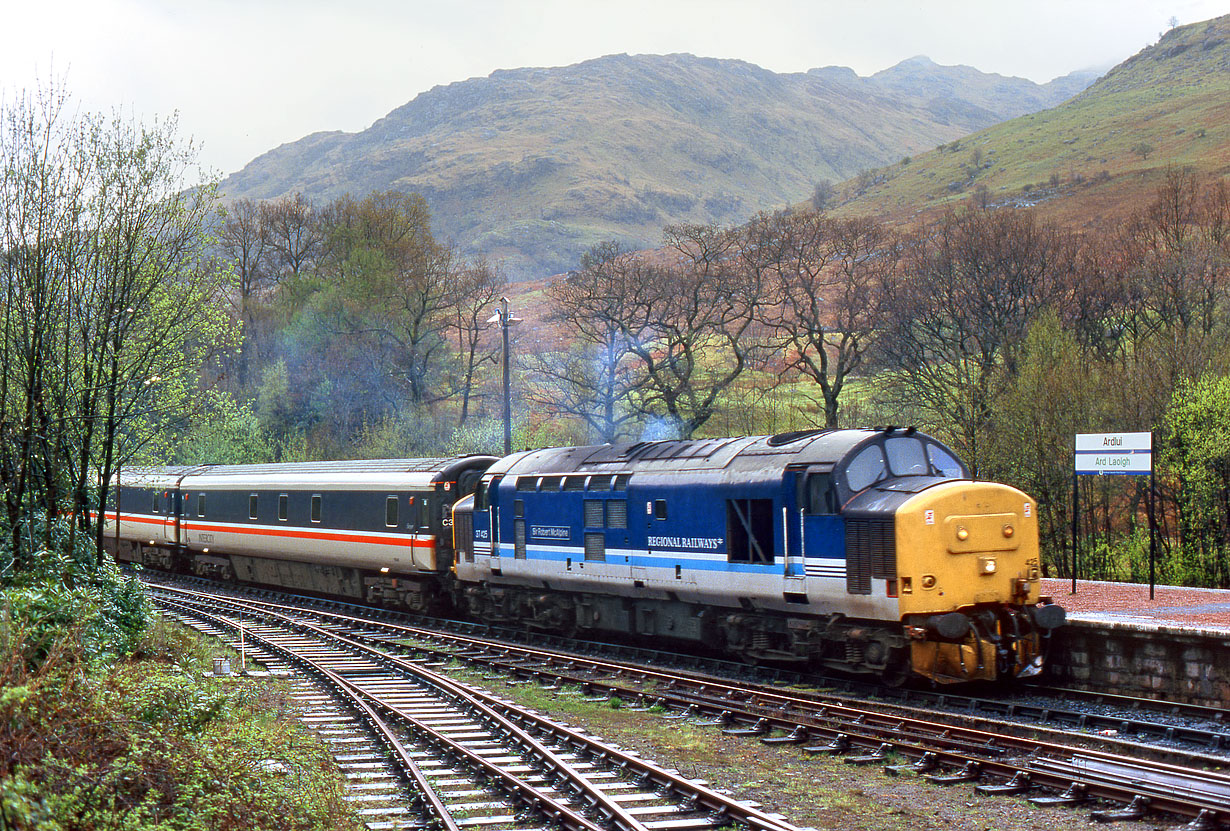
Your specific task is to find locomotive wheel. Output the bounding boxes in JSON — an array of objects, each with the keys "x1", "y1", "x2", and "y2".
[{"x1": 880, "y1": 653, "x2": 912, "y2": 687}]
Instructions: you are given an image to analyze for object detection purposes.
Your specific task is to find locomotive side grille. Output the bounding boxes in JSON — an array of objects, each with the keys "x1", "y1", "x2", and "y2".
[
  {"x1": 454, "y1": 508, "x2": 475, "y2": 563},
  {"x1": 584, "y1": 532, "x2": 606, "y2": 562},
  {"x1": 845, "y1": 518, "x2": 897, "y2": 595}
]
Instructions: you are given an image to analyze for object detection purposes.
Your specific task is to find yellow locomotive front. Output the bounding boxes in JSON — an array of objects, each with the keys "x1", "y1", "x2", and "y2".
[{"x1": 894, "y1": 480, "x2": 1065, "y2": 683}]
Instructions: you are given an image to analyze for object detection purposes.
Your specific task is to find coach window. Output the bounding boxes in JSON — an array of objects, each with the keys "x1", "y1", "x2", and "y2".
[
  {"x1": 249, "y1": 494, "x2": 259, "y2": 520},
  {"x1": 418, "y1": 496, "x2": 431, "y2": 530},
  {"x1": 654, "y1": 499, "x2": 667, "y2": 520},
  {"x1": 385, "y1": 496, "x2": 398, "y2": 528},
  {"x1": 278, "y1": 494, "x2": 288, "y2": 522},
  {"x1": 152, "y1": 492, "x2": 160, "y2": 514},
  {"x1": 310, "y1": 495, "x2": 321, "y2": 523},
  {"x1": 197, "y1": 493, "x2": 206, "y2": 518}
]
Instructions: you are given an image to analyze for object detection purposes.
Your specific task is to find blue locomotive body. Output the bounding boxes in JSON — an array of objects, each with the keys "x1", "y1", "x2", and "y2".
[{"x1": 454, "y1": 429, "x2": 1061, "y2": 683}]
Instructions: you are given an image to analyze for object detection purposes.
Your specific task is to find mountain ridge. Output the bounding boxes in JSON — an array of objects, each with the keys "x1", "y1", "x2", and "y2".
[{"x1": 220, "y1": 51, "x2": 1096, "y2": 278}]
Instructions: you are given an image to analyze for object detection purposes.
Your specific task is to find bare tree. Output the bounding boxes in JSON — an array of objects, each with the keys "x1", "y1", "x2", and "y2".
[
  {"x1": 451, "y1": 256, "x2": 504, "y2": 424},
  {"x1": 876, "y1": 208, "x2": 1075, "y2": 473},
  {"x1": 1114, "y1": 167, "x2": 1230, "y2": 391},
  {"x1": 217, "y1": 197, "x2": 271, "y2": 385},
  {"x1": 527, "y1": 241, "x2": 650, "y2": 443},
  {"x1": 263, "y1": 193, "x2": 322, "y2": 281},
  {"x1": 627, "y1": 224, "x2": 765, "y2": 438},
  {"x1": 753, "y1": 211, "x2": 896, "y2": 427}
]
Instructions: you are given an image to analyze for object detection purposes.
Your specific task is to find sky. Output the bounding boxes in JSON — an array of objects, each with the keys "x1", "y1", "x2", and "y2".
[{"x1": 4, "y1": 0, "x2": 1229, "y2": 179}]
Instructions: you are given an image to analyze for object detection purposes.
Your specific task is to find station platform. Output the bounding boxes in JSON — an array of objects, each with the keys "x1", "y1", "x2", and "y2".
[{"x1": 1041, "y1": 578, "x2": 1230, "y2": 633}]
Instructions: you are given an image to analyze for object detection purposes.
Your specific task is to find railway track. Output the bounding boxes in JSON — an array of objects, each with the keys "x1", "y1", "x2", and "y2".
[
  {"x1": 151, "y1": 586, "x2": 809, "y2": 831},
  {"x1": 142, "y1": 571, "x2": 1227, "y2": 742},
  {"x1": 145, "y1": 575, "x2": 1229, "y2": 829}
]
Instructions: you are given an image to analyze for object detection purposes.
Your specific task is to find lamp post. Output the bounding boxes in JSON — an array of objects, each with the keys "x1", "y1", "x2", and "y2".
[{"x1": 487, "y1": 297, "x2": 521, "y2": 455}]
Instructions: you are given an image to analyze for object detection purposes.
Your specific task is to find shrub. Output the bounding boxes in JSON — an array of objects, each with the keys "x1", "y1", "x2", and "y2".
[
  {"x1": 0, "y1": 620, "x2": 361, "y2": 830},
  {"x1": 1, "y1": 512, "x2": 152, "y2": 670}
]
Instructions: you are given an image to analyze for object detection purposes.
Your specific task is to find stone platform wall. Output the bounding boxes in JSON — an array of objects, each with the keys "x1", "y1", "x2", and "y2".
[{"x1": 1046, "y1": 620, "x2": 1230, "y2": 707}]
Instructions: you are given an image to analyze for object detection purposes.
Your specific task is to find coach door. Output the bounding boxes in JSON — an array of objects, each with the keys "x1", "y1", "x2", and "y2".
[{"x1": 161, "y1": 489, "x2": 179, "y2": 546}]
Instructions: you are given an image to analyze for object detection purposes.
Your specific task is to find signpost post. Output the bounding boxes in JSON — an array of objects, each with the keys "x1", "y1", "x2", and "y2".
[{"x1": 1073, "y1": 432, "x2": 1156, "y2": 598}]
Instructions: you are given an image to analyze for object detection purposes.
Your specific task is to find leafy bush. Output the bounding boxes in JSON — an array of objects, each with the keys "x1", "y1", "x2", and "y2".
[
  {"x1": 0, "y1": 621, "x2": 361, "y2": 831},
  {"x1": 0, "y1": 512, "x2": 152, "y2": 670}
]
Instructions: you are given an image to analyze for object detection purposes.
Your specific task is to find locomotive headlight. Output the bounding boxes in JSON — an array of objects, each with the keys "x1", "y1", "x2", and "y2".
[
  {"x1": 1002, "y1": 524, "x2": 1015, "y2": 538},
  {"x1": 956, "y1": 526, "x2": 970, "y2": 541},
  {"x1": 979, "y1": 557, "x2": 997, "y2": 574},
  {"x1": 380, "y1": 567, "x2": 390, "y2": 573}
]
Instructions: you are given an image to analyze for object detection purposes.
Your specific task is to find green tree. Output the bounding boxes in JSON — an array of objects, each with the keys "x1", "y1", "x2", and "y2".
[
  {"x1": 983, "y1": 312, "x2": 1112, "y2": 575},
  {"x1": 0, "y1": 81, "x2": 236, "y2": 568},
  {"x1": 876, "y1": 208, "x2": 1076, "y2": 474},
  {"x1": 1161, "y1": 373, "x2": 1230, "y2": 587}
]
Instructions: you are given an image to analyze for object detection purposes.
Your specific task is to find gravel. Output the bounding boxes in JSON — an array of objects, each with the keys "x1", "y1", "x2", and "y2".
[{"x1": 1041, "y1": 578, "x2": 1230, "y2": 631}]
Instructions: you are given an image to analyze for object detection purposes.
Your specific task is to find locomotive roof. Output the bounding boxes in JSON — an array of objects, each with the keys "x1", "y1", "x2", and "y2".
[
  {"x1": 119, "y1": 456, "x2": 498, "y2": 490},
  {"x1": 487, "y1": 429, "x2": 922, "y2": 481}
]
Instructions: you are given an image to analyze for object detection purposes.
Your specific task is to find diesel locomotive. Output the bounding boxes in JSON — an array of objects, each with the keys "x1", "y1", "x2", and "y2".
[{"x1": 104, "y1": 428, "x2": 1065, "y2": 684}]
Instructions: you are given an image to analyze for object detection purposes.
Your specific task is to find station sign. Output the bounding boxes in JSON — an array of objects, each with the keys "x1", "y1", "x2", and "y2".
[{"x1": 1074, "y1": 432, "x2": 1152, "y2": 475}]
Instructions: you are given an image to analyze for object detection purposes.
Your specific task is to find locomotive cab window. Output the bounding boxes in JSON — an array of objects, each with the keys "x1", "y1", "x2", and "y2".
[
  {"x1": 927, "y1": 444, "x2": 965, "y2": 478},
  {"x1": 385, "y1": 496, "x2": 398, "y2": 527},
  {"x1": 805, "y1": 473, "x2": 837, "y2": 515},
  {"x1": 310, "y1": 495, "x2": 321, "y2": 523},
  {"x1": 249, "y1": 494, "x2": 259, "y2": 520},
  {"x1": 845, "y1": 444, "x2": 887, "y2": 492},
  {"x1": 885, "y1": 437, "x2": 928, "y2": 477},
  {"x1": 278, "y1": 494, "x2": 288, "y2": 521}
]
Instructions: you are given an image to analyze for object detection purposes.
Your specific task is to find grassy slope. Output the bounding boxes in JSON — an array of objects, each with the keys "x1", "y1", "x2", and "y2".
[{"x1": 834, "y1": 15, "x2": 1230, "y2": 228}]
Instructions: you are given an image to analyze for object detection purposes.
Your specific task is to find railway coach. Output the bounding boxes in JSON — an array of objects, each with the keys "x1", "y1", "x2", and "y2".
[
  {"x1": 104, "y1": 456, "x2": 496, "y2": 613},
  {"x1": 453, "y1": 428, "x2": 1065, "y2": 684}
]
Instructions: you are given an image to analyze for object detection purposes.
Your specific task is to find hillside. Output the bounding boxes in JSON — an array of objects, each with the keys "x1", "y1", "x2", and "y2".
[
  {"x1": 220, "y1": 53, "x2": 1093, "y2": 279},
  {"x1": 833, "y1": 15, "x2": 1230, "y2": 227}
]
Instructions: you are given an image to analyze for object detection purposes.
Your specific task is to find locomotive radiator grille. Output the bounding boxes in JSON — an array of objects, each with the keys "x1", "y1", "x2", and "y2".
[{"x1": 845, "y1": 518, "x2": 896, "y2": 595}]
